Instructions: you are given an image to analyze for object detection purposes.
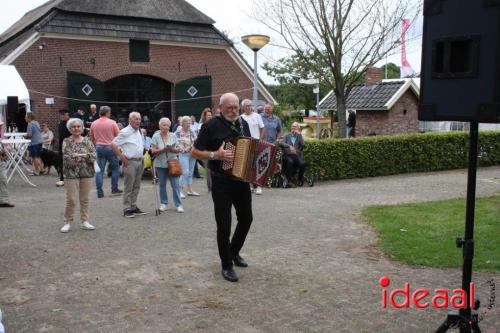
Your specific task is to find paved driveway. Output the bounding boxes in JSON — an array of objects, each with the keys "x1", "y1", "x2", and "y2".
[{"x1": 1, "y1": 167, "x2": 500, "y2": 332}]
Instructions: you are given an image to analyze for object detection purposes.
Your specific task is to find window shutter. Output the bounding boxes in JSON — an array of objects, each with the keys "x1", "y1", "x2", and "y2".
[{"x1": 129, "y1": 40, "x2": 150, "y2": 62}]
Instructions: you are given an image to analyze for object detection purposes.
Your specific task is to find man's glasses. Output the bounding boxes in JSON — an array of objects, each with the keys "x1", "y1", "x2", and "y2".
[{"x1": 71, "y1": 125, "x2": 81, "y2": 128}]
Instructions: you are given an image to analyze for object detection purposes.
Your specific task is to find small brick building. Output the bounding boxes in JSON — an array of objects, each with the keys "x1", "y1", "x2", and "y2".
[
  {"x1": 319, "y1": 69, "x2": 420, "y2": 137},
  {"x1": 0, "y1": 0, "x2": 275, "y2": 134}
]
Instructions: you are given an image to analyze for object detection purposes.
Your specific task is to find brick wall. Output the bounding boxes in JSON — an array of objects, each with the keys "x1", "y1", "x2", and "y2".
[
  {"x1": 13, "y1": 37, "x2": 260, "y2": 137},
  {"x1": 356, "y1": 90, "x2": 419, "y2": 136}
]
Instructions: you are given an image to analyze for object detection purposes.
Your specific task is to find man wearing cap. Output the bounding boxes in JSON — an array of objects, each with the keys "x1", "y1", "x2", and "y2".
[{"x1": 0, "y1": 120, "x2": 14, "y2": 207}]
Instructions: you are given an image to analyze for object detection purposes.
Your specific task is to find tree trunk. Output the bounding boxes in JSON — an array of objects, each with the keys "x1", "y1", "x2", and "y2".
[{"x1": 336, "y1": 94, "x2": 347, "y2": 138}]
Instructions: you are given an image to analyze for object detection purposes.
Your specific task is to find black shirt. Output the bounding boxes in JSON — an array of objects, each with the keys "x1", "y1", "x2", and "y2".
[
  {"x1": 85, "y1": 112, "x2": 99, "y2": 126},
  {"x1": 58, "y1": 120, "x2": 71, "y2": 148},
  {"x1": 194, "y1": 115, "x2": 250, "y2": 174},
  {"x1": 347, "y1": 112, "x2": 356, "y2": 127}
]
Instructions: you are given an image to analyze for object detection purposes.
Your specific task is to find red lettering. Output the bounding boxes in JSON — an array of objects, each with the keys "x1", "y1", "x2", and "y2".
[
  {"x1": 412, "y1": 288, "x2": 430, "y2": 308},
  {"x1": 469, "y1": 282, "x2": 475, "y2": 309},
  {"x1": 382, "y1": 288, "x2": 387, "y2": 308},
  {"x1": 390, "y1": 282, "x2": 410, "y2": 308},
  {"x1": 450, "y1": 289, "x2": 467, "y2": 309},
  {"x1": 432, "y1": 289, "x2": 449, "y2": 308}
]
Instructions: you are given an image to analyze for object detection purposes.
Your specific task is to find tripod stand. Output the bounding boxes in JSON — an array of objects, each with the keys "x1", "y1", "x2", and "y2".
[{"x1": 434, "y1": 121, "x2": 481, "y2": 333}]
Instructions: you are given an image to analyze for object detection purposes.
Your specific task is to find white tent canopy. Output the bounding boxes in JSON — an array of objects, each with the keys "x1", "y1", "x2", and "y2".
[{"x1": 0, "y1": 65, "x2": 31, "y2": 110}]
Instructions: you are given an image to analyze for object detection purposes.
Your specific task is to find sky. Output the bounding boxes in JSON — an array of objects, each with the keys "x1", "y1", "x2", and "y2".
[{"x1": 0, "y1": 0, "x2": 423, "y2": 84}]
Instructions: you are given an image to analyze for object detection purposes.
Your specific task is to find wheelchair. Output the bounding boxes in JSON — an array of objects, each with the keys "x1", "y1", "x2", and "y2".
[{"x1": 270, "y1": 153, "x2": 314, "y2": 188}]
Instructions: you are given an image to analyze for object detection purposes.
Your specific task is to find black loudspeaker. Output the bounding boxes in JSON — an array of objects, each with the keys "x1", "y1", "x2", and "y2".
[
  {"x1": 6, "y1": 96, "x2": 27, "y2": 132},
  {"x1": 419, "y1": 0, "x2": 500, "y2": 123},
  {"x1": 7, "y1": 96, "x2": 18, "y2": 115}
]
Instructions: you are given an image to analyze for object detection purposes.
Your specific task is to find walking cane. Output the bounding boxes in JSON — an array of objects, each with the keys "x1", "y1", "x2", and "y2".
[{"x1": 150, "y1": 155, "x2": 161, "y2": 217}]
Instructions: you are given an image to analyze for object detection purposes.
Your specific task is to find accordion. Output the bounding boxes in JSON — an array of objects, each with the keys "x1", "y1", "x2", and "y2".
[{"x1": 221, "y1": 137, "x2": 281, "y2": 187}]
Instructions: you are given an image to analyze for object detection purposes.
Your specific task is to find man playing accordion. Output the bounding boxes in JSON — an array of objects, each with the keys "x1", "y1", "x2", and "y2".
[{"x1": 192, "y1": 92, "x2": 252, "y2": 282}]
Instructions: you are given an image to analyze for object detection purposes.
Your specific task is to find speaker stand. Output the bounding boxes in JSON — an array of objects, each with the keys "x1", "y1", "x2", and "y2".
[{"x1": 434, "y1": 121, "x2": 481, "y2": 333}]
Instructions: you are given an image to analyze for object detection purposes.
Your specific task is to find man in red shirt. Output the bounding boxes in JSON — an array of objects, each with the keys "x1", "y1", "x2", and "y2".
[{"x1": 89, "y1": 106, "x2": 121, "y2": 198}]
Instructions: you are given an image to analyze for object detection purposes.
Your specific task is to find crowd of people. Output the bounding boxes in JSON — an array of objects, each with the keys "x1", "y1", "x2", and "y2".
[{"x1": 0, "y1": 93, "x2": 309, "y2": 282}]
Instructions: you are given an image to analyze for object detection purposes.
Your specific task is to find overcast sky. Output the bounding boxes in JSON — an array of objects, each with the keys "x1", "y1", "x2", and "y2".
[{"x1": 0, "y1": 0, "x2": 422, "y2": 84}]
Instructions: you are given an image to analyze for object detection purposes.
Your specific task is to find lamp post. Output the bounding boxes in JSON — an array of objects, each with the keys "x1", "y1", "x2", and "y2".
[
  {"x1": 300, "y1": 78, "x2": 320, "y2": 139},
  {"x1": 241, "y1": 34, "x2": 270, "y2": 112}
]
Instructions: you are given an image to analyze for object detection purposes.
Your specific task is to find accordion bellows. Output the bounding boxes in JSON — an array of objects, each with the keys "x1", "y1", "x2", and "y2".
[{"x1": 222, "y1": 137, "x2": 281, "y2": 187}]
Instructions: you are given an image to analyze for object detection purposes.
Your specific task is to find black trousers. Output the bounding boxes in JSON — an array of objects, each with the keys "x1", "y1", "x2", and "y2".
[
  {"x1": 211, "y1": 174, "x2": 253, "y2": 269},
  {"x1": 58, "y1": 144, "x2": 64, "y2": 181},
  {"x1": 283, "y1": 154, "x2": 305, "y2": 182}
]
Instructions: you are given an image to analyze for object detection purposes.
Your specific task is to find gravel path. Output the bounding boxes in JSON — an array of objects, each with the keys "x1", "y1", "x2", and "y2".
[{"x1": 1, "y1": 167, "x2": 499, "y2": 332}]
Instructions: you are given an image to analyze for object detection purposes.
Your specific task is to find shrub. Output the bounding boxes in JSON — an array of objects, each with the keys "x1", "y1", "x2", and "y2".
[{"x1": 302, "y1": 131, "x2": 500, "y2": 181}]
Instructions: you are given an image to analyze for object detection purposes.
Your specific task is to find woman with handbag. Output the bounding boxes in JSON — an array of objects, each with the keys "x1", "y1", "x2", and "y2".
[
  {"x1": 175, "y1": 116, "x2": 200, "y2": 198},
  {"x1": 151, "y1": 117, "x2": 184, "y2": 213}
]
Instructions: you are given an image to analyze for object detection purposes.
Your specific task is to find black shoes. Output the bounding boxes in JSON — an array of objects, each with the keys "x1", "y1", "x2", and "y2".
[
  {"x1": 0, "y1": 203, "x2": 14, "y2": 208},
  {"x1": 221, "y1": 268, "x2": 238, "y2": 282},
  {"x1": 124, "y1": 210, "x2": 135, "y2": 218},
  {"x1": 133, "y1": 207, "x2": 148, "y2": 215},
  {"x1": 233, "y1": 255, "x2": 248, "y2": 268},
  {"x1": 111, "y1": 189, "x2": 123, "y2": 195}
]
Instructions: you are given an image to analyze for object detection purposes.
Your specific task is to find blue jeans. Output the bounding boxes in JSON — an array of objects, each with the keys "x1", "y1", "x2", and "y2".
[
  {"x1": 95, "y1": 145, "x2": 120, "y2": 195},
  {"x1": 179, "y1": 153, "x2": 195, "y2": 186},
  {"x1": 155, "y1": 167, "x2": 181, "y2": 207}
]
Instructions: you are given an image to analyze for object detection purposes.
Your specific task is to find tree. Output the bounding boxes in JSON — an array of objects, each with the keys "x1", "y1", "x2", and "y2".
[
  {"x1": 262, "y1": 54, "x2": 329, "y2": 112},
  {"x1": 254, "y1": 0, "x2": 420, "y2": 136},
  {"x1": 381, "y1": 62, "x2": 401, "y2": 79}
]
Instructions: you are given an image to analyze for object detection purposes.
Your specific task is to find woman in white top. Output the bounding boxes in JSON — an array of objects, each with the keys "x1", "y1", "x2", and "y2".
[
  {"x1": 41, "y1": 123, "x2": 54, "y2": 150},
  {"x1": 175, "y1": 116, "x2": 199, "y2": 198},
  {"x1": 151, "y1": 118, "x2": 184, "y2": 213}
]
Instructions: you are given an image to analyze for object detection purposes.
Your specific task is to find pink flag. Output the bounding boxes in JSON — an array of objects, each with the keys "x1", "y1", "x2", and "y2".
[{"x1": 401, "y1": 19, "x2": 414, "y2": 78}]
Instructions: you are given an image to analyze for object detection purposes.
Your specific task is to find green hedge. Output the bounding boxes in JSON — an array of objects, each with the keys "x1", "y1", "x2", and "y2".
[{"x1": 302, "y1": 131, "x2": 500, "y2": 181}]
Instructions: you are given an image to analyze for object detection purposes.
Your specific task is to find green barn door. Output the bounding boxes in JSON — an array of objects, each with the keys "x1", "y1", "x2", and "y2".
[
  {"x1": 67, "y1": 71, "x2": 104, "y2": 114},
  {"x1": 175, "y1": 76, "x2": 212, "y2": 120}
]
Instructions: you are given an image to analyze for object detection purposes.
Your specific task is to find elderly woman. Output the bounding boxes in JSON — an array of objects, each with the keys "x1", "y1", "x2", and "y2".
[
  {"x1": 60, "y1": 118, "x2": 97, "y2": 233},
  {"x1": 199, "y1": 108, "x2": 213, "y2": 191},
  {"x1": 175, "y1": 116, "x2": 199, "y2": 198},
  {"x1": 41, "y1": 123, "x2": 54, "y2": 150},
  {"x1": 151, "y1": 118, "x2": 184, "y2": 213}
]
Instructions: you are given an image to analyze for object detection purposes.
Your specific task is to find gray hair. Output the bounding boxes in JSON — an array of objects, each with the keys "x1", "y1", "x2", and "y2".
[
  {"x1": 241, "y1": 99, "x2": 252, "y2": 108},
  {"x1": 129, "y1": 112, "x2": 141, "y2": 121},
  {"x1": 159, "y1": 117, "x2": 171, "y2": 127},
  {"x1": 291, "y1": 122, "x2": 300, "y2": 127},
  {"x1": 99, "y1": 105, "x2": 111, "y2": 116},
  {"x1": 220, "y1": 92, "x2": 239, "y2": 105},
  {"x1": 66, "y1": 118, "x2": 84, "y2": 131},
  {"x1": 180, "y1": 116, "x2": 191, "y2": 125}
]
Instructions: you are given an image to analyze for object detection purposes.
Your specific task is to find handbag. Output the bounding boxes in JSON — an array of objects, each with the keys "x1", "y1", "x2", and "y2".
[
  {"x1": 167, "y1": 158, "x2": 183, "y2": 177},
  {"x1": 93, "y1": 160, "x2": 101, "y2": 173}
]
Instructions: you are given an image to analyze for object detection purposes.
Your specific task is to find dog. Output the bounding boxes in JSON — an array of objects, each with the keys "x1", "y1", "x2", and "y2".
[{"x1": 40, "y1": 148, "x2": 62, "y2": 176}]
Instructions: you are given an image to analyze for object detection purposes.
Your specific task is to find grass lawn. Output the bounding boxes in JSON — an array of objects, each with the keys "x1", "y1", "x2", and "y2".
[{"x1": 362, "y1": 196, "x2": 500, "y2": 272}]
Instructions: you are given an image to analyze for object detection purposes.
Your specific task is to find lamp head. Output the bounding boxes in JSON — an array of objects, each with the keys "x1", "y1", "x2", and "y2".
[{"x1": 241, "y1": 34, "x2": 270, "y2": 51}]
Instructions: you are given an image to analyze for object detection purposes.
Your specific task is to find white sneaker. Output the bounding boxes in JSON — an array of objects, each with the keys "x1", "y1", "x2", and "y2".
[
  {"x1": 60, "y1": 224, "x2": 71, "y2": 233},
  {"x1": 56, "y1": 181, "x2": 65, "y2": 187},
  {"x1": 176, "y1": 206, "x2": 184, "y2": 213},
  {"x1": 187, "y1": 191, "x2": 200, "y2": 196},
  {"x1": 159, "y1": 204, "x2": 168, "y2": 212},
  {"x1": 180, "y1": 192, "x2": 186, "y2": 199},
  {"x1": 81, "y1": 221, "x2": 95, "y2": 230},
  {"x1": 255, "y1": 187, "x2": 263, "y2": 195}
]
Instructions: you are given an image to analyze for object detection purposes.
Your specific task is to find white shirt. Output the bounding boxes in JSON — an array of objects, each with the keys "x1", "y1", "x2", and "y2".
[
  {"x1": 112, "y1": 125, "x2": 144, "y2": 158},
  {"x1": 190, "y1": 122, "x2": 200, "y2": 133},
  {"x1": 241, "y1": 112, "x2": 264, "y2": 139}
]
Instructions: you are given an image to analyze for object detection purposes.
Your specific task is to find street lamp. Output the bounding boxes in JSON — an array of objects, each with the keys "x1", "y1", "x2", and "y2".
[
  {"x1": 300, "y1": 78, "x2": 320, "y2": 139},
  {"x1": 241, "y1": 34, "x2": 270, "y2": 112}
]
